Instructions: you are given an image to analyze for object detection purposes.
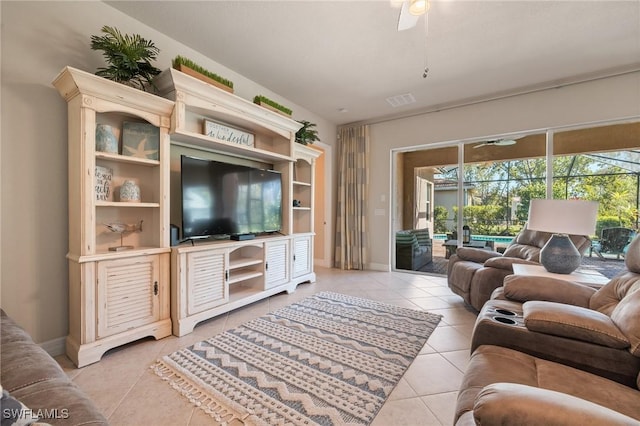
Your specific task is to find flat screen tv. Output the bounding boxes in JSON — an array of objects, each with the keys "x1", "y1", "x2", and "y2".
[{"x1": 180, "y1": 155, "x2": 283, "y2": 239}]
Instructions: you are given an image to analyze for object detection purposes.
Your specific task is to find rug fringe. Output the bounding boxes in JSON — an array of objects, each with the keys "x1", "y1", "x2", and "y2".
[{"x1": 151, "y1": 360, "x2": 245, "y2": 425}]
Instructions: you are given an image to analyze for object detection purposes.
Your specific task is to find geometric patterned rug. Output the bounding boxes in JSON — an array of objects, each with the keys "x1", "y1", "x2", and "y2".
[{"x1": 151, "y1": 292, "x2": 442, "y2": 425}]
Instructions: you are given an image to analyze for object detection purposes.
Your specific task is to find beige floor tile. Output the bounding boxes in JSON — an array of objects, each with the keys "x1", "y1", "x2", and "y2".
[
  {"x1": 409, "y1": 296, "x2": 454, "y2": 310},
  {"x1": 371, "y1": 397, "x2": 442, "y2": 426},
  {"x1": 388, "y1": 377, "x2": 419, "y2": 400},
  {"x1": 421, "y1": 391, "x2": 459, "y2": 425},
  {"x1": 54, "y1": 354, "x2": 83, "y2": 380},
  {"x1": 429, "y1": 307, "x2": 478, "y2": 326},
  {"x1": 452, "y1": 322, "x2": 476, "y2": 338},
  {"x1": 441, "y1": 349, "x2": 471, "y2": 373},
  {"x1": 402, "y1": 353, "x2": 464, "y2": 395},
  {"x1": 421, "y1": 285, "x2": 458, "y2": 297},
  {"x1": 107, "y1": 370, "x2": 195, "y2": 425},
  {"x1": 426, "y1": 325, "x2": 472, "y2": 352}
]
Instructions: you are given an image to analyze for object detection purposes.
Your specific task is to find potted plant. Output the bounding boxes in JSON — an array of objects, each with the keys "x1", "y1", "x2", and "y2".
[
  {"x1": 295, "y1": 120, "x2": 320, "y2": 145},
  {"x1": 90, "y1": 26, "x2": 161, "y2": 92},
  {"x1": 172, "y1": 56, "x2": 234, "y2": 93},
  {"x1": 253, "y1": 95, "x2": 292, "y2": 117}
]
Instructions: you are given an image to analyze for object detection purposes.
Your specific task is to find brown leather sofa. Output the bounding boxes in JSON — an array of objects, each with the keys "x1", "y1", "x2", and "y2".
[
  {"x1": 470, "y1": 234, "x2": 640, "y2": 387},
  {"x1": 447, "y1": 228, "x2": 591, "y2": 311},
  {"x1": 455, "y1": 345, "x2": 640, "y2": 425},
  {"x1": 0, "y1": 309, "x2": 107, "y2": 425},
  {"x1": 455, "y1": 235, "x2": 640, "y2": 424}
]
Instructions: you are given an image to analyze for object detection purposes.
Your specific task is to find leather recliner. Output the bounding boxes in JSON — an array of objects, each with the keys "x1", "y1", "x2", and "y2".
[
  {"x1": 470, "y1": 234, "x2": 640, "y2": 387},
  {"x1": 454, "y1": 345, "x2": 640, "y2": 426},
  {"x1": 447, "y1": 227, "x2": 591, "y2": 311}
]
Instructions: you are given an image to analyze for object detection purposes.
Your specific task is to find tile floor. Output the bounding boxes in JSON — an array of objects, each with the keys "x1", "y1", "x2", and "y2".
[{"x1": 55, "y1": 267, "x2": 477, "y2": 426}]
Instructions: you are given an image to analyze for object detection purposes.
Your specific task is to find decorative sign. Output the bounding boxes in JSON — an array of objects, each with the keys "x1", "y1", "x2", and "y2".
[
  {"x1": 122, "y1": 121, "x2": 160, "y2": 160},
  {"x1": 204, "y1": 119, "x2": 254, "y2": 147},
  {"x1": 95, "y1": 165, "x2": 113, "y2": 201}
]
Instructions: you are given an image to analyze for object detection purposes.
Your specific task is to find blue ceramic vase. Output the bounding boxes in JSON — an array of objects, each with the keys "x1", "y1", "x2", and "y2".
[{"x1": 96, "y1": 124, "x2": 118, "y2": 154}]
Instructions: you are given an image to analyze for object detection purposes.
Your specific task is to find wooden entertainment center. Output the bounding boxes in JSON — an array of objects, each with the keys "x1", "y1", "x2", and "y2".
[{"x1": 54, "y1": 67, "x2": 320, "y2": 366}]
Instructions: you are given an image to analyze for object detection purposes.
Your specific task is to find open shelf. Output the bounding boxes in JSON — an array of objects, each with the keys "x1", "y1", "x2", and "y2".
[
  {"x1": 228, "y1": 271, "x2": 263, "y2": 285},
  {"x1": 97, "y1": 201, "x2": 160, "y2": 208},
  {"x1": 96, "y1": 152, "x2": 160, "y2": 167}
]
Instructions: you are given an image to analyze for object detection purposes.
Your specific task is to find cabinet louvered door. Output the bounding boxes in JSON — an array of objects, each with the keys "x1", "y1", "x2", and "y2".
[
  {"x1": 187, "y1": 249, "x2": 228, "y2": 315},
  {"x1": 265, "y1": 240, "x2": 290, "y2": 289},
  {"x1": 293, "y1": 236, "x2": 312, "y2": 278},
  {"x1": 96, "y1": 255, "x2": 160, "y2": 339}
]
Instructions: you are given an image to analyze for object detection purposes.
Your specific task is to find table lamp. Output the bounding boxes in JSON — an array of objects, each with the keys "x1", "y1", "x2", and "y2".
[{"x1": 527, "y1": 199, "x2": 599, "y2": 274}]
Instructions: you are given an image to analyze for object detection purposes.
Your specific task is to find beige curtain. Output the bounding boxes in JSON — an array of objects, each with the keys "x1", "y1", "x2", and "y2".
[{"x1": 335, "y1": 125, "x2": 370, "y2": 270}]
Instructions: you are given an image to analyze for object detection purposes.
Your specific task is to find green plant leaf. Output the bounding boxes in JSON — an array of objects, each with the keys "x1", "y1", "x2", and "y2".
[{"x1": 90, "y1": 25, "x2": 161, "y2": 92}]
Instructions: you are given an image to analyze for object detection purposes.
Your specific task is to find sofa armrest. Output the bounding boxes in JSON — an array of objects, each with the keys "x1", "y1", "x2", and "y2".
[
  {"x1": 483, "y1": 256, "x2": 537, "y2": 271},
  {"x1": 454, "y1": 247, "x2": 501, "y2": 263},
  {"x1": 523, "y1": 301, "x2": 630, "y2": 348},
  {"x1": 473, "y1": 383, "x2": 638, "y2": 426},
  {"x1": 502, "y1": 275, "x2": 596, "y2": 307}
]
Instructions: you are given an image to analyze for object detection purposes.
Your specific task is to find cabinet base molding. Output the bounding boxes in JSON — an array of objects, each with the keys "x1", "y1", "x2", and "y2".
[
  {"x1": 292, "y1": 272, "x2": 316, "y2": 287},
  {"x1": 66, "y1": 319, "x2": 171, "y2": 368},
  {"x1": 173, "y1": 280, "x2": 310, "y2": 337}
]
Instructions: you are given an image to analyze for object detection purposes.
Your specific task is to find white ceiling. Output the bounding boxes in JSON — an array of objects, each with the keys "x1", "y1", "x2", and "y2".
[{"x1": 106, "y1": 1, "x2": 640, "y2": 125}]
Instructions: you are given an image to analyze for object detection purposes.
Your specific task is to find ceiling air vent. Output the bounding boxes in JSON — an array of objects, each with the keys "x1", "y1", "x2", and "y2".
[{"x1": 385, "y1": 93, "x2": 416, "y2": 108}]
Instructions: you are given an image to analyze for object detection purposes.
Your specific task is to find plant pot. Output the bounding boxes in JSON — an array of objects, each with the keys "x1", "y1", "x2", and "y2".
[
  {"x1": 255, "y1": 100, "x2": 292, "y2": 117},
  {"x1": 175, "y1": 64, "x2": 234, "y2": 93}
]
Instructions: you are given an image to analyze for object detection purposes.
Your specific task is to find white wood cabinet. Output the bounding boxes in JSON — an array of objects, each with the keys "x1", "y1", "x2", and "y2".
[
  {"x1": 158, "y1": 68, "x2": 318, "y2": 336},
  {"x1": 265, "y1": 239, "x2": 290, "y2": 289},
  {"x1": 292, "y1": 234, "x2": 313, "y2": 279},
  {"x1": 55, "y1": 65, "x2": 323, "y2": 361},
  {"x1": 186, "y1": 249, "x2": 228, "y2": 315},
  {"x1": 96, "y1": 255, "x2": 161, "y2": 339},
  {"x1": 291, "y1": 144, "x2": 321, "y2": 284},
  {"x1": 171, "y1": 236, "x2": 297, "y2": 336},
  {"x1": 53, "y1": 67, "x2": 173, "y2": 367}
]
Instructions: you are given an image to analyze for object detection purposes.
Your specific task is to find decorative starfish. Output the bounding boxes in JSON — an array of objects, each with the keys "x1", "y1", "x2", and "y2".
[{"x1": 123, "y1": 137, "x2": 158, "y2": 159}]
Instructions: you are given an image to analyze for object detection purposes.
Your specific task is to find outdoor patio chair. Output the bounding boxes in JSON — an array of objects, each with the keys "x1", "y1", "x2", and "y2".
[{"x1": 594, "y1": 227, "x2": 635, "y2": 259}]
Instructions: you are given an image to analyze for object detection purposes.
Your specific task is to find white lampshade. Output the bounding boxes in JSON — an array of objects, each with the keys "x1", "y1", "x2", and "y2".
[{"x1": 527, "y1": 199, "x2": 599, "y2": 236}]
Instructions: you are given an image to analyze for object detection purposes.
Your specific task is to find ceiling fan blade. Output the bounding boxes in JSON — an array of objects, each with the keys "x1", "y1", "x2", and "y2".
[
  {"x1": 495, "y1": 139, "x2": 517, "y2": 146},
  {"x1": 398, "y1": 1, "x2": 419, "y2": 31},
  {"x1": 473, "y1": 143, "x2": 488, "y2": 149}
]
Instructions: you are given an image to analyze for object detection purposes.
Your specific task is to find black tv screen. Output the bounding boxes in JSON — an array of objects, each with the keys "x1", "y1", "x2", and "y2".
[{"x1": 181, "y1": 155, "x2": 282, "y2": 239}]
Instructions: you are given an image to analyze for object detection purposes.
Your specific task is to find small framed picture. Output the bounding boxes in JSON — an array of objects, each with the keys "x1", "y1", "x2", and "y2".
[
  {"x1": 95, "y1": 165, "x2": 113, "y2": 201},
  {"x1": 122, "y1": 121, "x2": 160, "y2": 160},
  {"x1": 204, "y1": 119, "x2": 254, "y2": 147}
]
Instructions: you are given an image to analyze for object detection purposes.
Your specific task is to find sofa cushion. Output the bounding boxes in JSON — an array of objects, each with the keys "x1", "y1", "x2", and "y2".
[
  {"x1": 502, "y1": 274, "x2": 595, "y2": 307},
  {"x1": 455, "y1": 247, "x2": 500, "y2": 264},
  {"x1": 0, "y1": 310, "x2": 108, "y2": 425},
  {"x1": 455, "y1": 345, "x2": 640, "y2": 424},
  {"x1": 411, "y1": 228, "x2": 431, "y2": 246},
  {"x1": 483, "y1": 256, "x2": 536, "y2": 271},
  {"x1": 473, "y1": 383, "x2": 639, "y2": 426},
  {"x1": 523, "y1": 301, "x2": 630, "y2": 349},
  {"x1": 609, "y1": 282, "x2": 640, "y2": 356},
  {"x1": 502, "y1": 243, "x2": 542, "y2": 261},
  {"x1": 395, "y1": 231, "x2": 419, "y2": 250}
]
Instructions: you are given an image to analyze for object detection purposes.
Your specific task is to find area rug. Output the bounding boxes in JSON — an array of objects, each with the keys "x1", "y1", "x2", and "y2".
[{"x1": 151, "y1": 291, "x2": 442, "y2": 425}]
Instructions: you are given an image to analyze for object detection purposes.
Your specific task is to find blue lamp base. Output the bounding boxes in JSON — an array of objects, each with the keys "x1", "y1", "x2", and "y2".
[{"x1": 539, "y1": 234, "x2": 581, "y2": 274}]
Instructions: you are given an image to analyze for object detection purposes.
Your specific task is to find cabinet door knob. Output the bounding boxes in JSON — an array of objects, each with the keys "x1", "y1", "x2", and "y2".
[{"x1": 153, "y1": 281, "x2": 158, "y2": 296}]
